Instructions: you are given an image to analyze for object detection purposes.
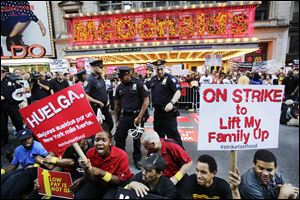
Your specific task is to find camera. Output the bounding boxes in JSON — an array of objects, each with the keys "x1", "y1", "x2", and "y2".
[
  {"x1": 6, "y1": 73, "x2": 22, "y2": 82},
  {"x1": 30, "y1": 72, "x2": 41, "y2": 83}
]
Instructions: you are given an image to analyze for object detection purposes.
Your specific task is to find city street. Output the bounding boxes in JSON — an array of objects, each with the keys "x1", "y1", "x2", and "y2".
[{"x1": 2, "y1": 110, "x2": 298, "y2": 187}]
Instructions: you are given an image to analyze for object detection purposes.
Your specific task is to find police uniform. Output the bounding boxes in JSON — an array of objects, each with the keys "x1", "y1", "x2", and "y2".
[
  {"x1": 84, "y1": 60, "x2": 114, "y2": 131},
  {"x1": 114, "y1": 67, "x2": 150, "y2": 167},
  {"x1": 147, "y1": 60, "x2": 184, "y2": 147},
  {"x1": 1, "y1": 69, "x2": 24, "y2": 146}
]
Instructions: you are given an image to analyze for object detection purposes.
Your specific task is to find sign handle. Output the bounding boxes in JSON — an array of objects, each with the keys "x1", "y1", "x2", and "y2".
[
  {"x1": 72, "y1": 142, "x2": 87, "y2": 162},
  {"x1": 230, "y1": 150, "x2": 237, "y2": 173}
]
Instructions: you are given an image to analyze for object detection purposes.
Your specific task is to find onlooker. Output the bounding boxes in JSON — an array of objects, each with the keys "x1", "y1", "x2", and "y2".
[
  {"x1": 200, "y1": 70, "x2": 212, "y2": 84},
  {"x1": 282, "y1": 70, "x2": 299, "y2": 100},
  {"x1": 30, "y1": 71, "x2": 50, "y2": 103},
  {"x1": 239, "y1": 149, "x2": 299, "y2": 199},
  {"x1": 178, "y1": 154, "x2": 233, "y2": 199},
  {"x1": 49, "y1": 72, "x2": 69, "y2": 94},
  {"x1": 238, "y1": 71, "x2": 251, "y2": 85},
  {"x1": 250, "y1": 72, "x2": 263, "y2": 85}
]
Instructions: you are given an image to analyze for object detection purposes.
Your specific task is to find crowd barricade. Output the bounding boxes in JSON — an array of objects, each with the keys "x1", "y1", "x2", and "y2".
[{"x1": 178, "y1": 87, "x2": 200, "y2": 111}]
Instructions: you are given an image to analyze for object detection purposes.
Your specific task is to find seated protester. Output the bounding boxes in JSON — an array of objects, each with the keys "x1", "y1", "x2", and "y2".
[
  {"x1": 239, "y1": 149, "x2": 299, "y2": 199},
  {"x1": 112, "y1": 153, "x2": 177, "y2": 199},
  {"x1": 70, "y1": 131, "x2": 133, "y2": 199},
  {"x1": 179, "y1": 154, "x2": 233, "y2": 199},
  {"x1": 280, "y1": 99, "x2": 299, "y2": 126},
  {"x1": 1, "y1": 128, "x2": 49, "y2": 199},
  {"x1": 141, "y1": 131, "x2": 193, "y2": 186}
]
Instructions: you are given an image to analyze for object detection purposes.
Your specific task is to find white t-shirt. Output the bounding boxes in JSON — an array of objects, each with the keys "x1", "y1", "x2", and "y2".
[{"x1": 200, "y1": 75, "x2": 212, "y2": 84}]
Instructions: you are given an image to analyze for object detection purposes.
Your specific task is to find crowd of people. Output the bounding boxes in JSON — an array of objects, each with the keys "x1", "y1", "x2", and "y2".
[{"x1": 1, "y1": 60, "x2": 299, "y2": 199}]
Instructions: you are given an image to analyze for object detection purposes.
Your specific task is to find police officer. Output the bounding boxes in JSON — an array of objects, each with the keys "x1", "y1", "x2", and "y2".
[
  {"x1": 1, "y1": 66, "x2": 24, "y2": 146},
  {"x1": 74, "y1": 69, "x2": 87, "y2": 83},
  {"x1": 84, "y1": 60, "x2": 114, "y2": 132},
  {"x1": 114, "y1": 66, "x2": 150, "y2": 169},
  {"x1": 147, "y1": 60, "x2": 183, "y2": 147}
]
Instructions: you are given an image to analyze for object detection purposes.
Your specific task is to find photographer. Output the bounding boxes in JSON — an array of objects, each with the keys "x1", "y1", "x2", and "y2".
[
  {"x1": 30, "y1": 71, "x2": 50, "y2": 103},
  {"x1": 1, "y1": 67, "x2": 24, "y2": 146}
]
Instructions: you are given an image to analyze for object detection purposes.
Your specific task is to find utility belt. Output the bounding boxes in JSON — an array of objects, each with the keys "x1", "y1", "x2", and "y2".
[
  {"x1": 121, "y1": 109, "x2": 140, "y2": 116},
  {"x1": 154, "y1": 106, "x2": 180, "y2": 116}
]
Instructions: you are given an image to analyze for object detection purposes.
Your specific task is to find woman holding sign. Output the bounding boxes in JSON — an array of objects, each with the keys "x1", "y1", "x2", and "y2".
[{"x1": 70, "y1": 131, "x2": 133, "y2": 199}]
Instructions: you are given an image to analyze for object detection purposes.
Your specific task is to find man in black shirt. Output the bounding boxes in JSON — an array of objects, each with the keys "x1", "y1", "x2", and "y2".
[
  {"x1": 30, "y1": 72, "x2": 50, "y2": 102},
  {"x1": 179, "y1": 154, "x2": 233, "y2": 199},
  {"x1": 104, "y1": 153, "x2": 177, "y2": 199},
  {"x1": 49, "y1": 71, "x2": 69, "y2": 94},
  {"x1": 282, "y1": 70, "x2": 299, "y2": 101}
]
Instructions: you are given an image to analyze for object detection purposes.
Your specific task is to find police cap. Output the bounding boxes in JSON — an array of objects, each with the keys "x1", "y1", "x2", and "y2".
[
  {"x1": 118, "y1": 66, "x2": 131, "y2": 78},
  {"x1": 90, "y1": 60, "x2": 103, "y2": 67},
  {"x1": 75, "y1": 69, "x2": 87, "y2": 77},
  {"x1": 151, "y1": 60, "x2": 166, "y2": 69}
]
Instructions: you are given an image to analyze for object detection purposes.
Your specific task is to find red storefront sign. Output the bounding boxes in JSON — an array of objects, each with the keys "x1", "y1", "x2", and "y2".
[{"x1": 67, "y1": 5, "x2": 256, "y2": 46}]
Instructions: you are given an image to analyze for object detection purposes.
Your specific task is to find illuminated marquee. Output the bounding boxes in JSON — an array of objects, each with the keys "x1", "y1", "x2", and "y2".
[{"x1": 67, "y1": 5, "x2": 256, "y2": 46}]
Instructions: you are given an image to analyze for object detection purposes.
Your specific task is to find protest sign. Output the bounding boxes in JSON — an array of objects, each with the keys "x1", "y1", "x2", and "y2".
[
  {"x1": 134, "y1": 64, "x2": 147, "y2": 76},
  {"x1": 19, "y1": 83, "x2": 102, "y2": 156},
  {"x1": 49, "y1": 59, "x2": 69, "y2": 73},
  {"x1": 198, "y1": 85, "x2": 284, "y2": 151},
  {"x1": 38, "y1": 167, "x2": 74, "y2": 199}
]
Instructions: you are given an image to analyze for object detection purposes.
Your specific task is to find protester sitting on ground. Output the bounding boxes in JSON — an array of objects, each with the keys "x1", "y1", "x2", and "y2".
[
  {"x1": 280, "y1": 99, "x2": 299, "y2": 126},
  {"x1": 104, "y1": 153, "x2": 177, "y2": 199},
  {"x1": 239, "y1": 149, "x2": 299, "y2": 199},
  {"x1": 178, "y1": 154, "x2": 233, "y2": 199},
  {"x1": 70, "y1": 131, "x2": 133, "y2": 199},
  {"x1": 141, "y1": 131, "x2": 193, "y2": 186},
  {"x1": 1, "y1": 128, "x2": 49, "y2": 199}
]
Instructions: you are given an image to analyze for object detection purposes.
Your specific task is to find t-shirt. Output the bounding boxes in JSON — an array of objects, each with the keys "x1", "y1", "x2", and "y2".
[
  {"x1": 179, "y1": 174, "x2": 233, "y2": 199},
  {"x1": 86, "y1": 146, "x2": 133, "y2": 183},
  {"x1": 200, "y1": 75, "x2": 212, "y2": 84},
  {"x1": 11, "y1": 141, "x2": 48, "y2": 168},
  {"x1": 239, "y1": 168, "x2": 285, "y2": 199}
]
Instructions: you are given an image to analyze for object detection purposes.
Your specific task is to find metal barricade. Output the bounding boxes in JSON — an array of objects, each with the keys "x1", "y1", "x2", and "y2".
[{"x1": 178, "y1": 87, "x2": 198, "y2": 111}]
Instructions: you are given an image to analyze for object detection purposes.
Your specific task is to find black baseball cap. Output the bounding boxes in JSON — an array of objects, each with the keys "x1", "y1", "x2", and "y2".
[
  {"x1": 17, "y1": 128, "x2": 33, "y2": 141},
  {"x1": 141, "y1": 153, "x2": 166, "y2": 171},
  {"x1": 90, "y1": 60, "x2": 103, "y2": 67}
]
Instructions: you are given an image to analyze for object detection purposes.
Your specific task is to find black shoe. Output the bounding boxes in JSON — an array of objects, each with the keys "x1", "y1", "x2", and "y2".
[
  {"x1": 134, "y1": 160, "x2": 142, "y2": 170},
  {"x1": 6, "y1": 35, "x2": 28, "y2": 52}
]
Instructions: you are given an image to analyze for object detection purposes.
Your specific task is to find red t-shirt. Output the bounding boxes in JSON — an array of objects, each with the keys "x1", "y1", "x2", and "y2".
[
  {"x1": 86, "y1": 146, "x2": 133, "y2": 182},
  {"x1": 160, "y1": 139, "x2": 192, "y2": 177}
]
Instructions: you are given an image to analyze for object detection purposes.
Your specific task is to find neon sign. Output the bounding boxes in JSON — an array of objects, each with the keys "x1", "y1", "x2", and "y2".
[{"x1": 67, "y1": 5, "x2": 256, "y2": 45}]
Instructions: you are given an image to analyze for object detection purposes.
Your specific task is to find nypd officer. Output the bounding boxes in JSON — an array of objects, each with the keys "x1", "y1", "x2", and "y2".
[
  {"x1": 1, "y1": 66, "x2": 24, "y2": 146},
  {"x1": 114, "y1": 66, "x2": 150, "y2": 169},
  {"x1": 147, "y1": 60, "x2": 183, "y2": 147},
  {"x1": 84, "y1": 60, "x2": 114, "y2": 132}
]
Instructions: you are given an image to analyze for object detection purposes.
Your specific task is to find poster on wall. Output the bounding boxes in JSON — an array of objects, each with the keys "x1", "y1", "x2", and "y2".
[{"x1": 1, "y1": 1, "x2": 55, "y2": 58}]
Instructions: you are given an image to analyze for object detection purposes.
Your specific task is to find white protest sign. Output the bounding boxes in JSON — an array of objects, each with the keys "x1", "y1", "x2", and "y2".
[
  {"x1": 49, "y1": 59, "x2": 69, "y2": 73},
  {"x1": 198, "y1": 85, "x2": 284, "y2": 151}
]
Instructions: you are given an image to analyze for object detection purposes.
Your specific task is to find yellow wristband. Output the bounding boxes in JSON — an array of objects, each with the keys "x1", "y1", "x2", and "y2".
[
  {"x1": 102, "y1": 171, "x2": 112, "y2": 182},
  {"x1": 175, "y1": 172, "x2": 183, "y2": 181},
  {"x1": 33, "y1": 163, "x2": 40, "y2": 167},
  {"x1": 1, "y1": 169, "x2": 5, "y2": 174},
  {"x1": 50, "y1": 157, "x2": 59, "y2": 164}
]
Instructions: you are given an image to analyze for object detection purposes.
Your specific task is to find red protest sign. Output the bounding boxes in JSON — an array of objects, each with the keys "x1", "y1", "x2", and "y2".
[
  {"x1": 38, "y1": 167, "x2": 74, "y2": 199},
  {"x1": 19, "y1": 83, "x2": 102, "y2": 156}
]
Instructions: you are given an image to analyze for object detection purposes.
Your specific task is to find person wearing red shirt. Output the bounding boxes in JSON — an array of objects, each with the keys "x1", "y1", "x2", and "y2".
[
  {"x1": 141, "y1": 131, "x2": 193, "y2": 186},
  {"x1": 70, "y1": 131, "x2": 133, "y2": 199}
]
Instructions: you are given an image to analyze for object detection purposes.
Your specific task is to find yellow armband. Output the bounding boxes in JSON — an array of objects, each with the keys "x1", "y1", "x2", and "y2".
[
  {"x1": 102, "y1": 171, "x2": 112, "y2": 182},
  {"x1": 33, "y1": 163, "x2": 40, "y2": 167},
  {"x1": 175, "y1": 171, "x2": 183, "y2": 181},
  {"x1": 50, "y1": 157, "x2": 59, "y2": 164},
  {"x1": 1, "y1": 169, "x2": 5, "y2": 174}
]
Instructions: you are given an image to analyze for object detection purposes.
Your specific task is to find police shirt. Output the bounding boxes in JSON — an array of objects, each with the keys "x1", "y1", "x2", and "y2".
[
  {"x1": 1, "y1": 77, "x2": 22, "y2": 104},
  {"x1": 148, "y1": 73, "x2": 181, "y2": 108},
  {"x1": 84, "y1": 73, "x2": 108, "y2": 105},
  {"x1": 115, "y1": 78, "x2": 149, "y2": 111}
]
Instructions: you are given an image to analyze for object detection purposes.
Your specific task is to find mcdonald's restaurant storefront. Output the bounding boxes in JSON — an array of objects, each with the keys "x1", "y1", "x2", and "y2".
[{"x1": 63, "y1": 1, "x2": 260, "y2": 75}]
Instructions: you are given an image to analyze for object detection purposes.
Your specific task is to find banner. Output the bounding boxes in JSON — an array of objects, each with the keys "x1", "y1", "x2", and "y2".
[
  {"x1": 205, "y1": 54, "x2": 222, "y2": 67},
  {"x1": 1, "y1": 1, "x2": 55, "y2": 58},
  {"x1": 106, "y1": 66, "x2": 119, "y2": 75},
  {"x1": 19, "y1": 83, "x2": 102, "y2": 156},
  {"x1": 198, "y1": 85, "x2": 284, "y2": 151},
  {"x1": 38, "y1": 168, "x2": 74, "y2": 199}
]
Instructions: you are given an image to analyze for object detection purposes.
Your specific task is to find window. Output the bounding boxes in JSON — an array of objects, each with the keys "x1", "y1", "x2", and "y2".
[
  {"x1": 289, "y1": 35, "x2": 299, "y2": 54},
  {"x1": 143, "y1": 1, "x2": 154, "y2": 8},
  {"x1": 169, "y1": 1, "x2": 180, "y2": 6},
  {"x1": 155, "y1": 1, "x2": 166, "y2": 7},
  {"x1": 255, "y1": 1, "x2": 269, "y2": 21},
  {"x1": 292, "y1": 1, "x2": 299, "y2": 22},
  {"x1": 245, "y1": 43, "x2": 268, "y2": 62}
]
